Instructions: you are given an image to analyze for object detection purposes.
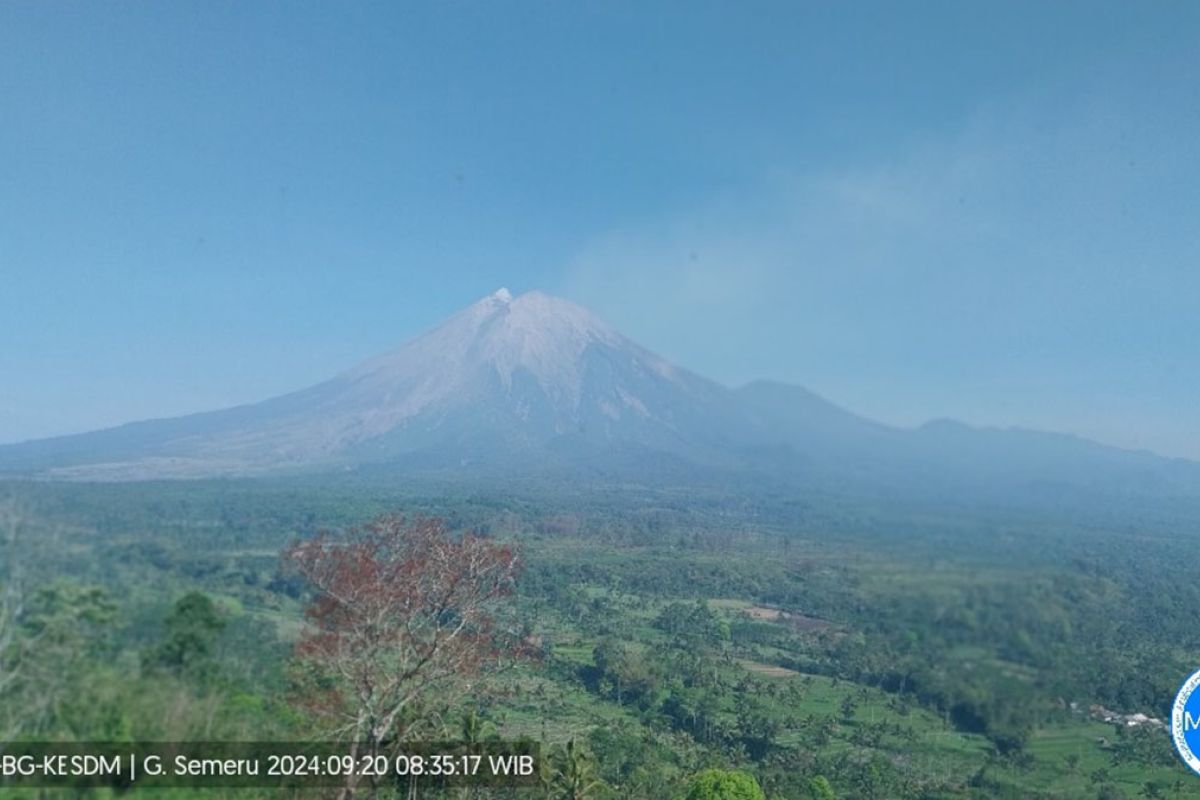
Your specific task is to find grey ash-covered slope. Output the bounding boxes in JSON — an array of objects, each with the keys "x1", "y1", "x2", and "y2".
[
  {"x1": 0, "y1": 290, "x2": 752, "y2": 479},
  {"x1": 1, "y1": 288, "x2": 1197, "y2": 500}
]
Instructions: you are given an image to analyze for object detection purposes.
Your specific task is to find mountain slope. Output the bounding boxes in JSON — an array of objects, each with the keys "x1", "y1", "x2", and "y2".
[
  {"x1": 1, "y1": 289, "x2": 1197, "y2": 502},
  {"x1": 0, "y1": 290, "x2": 749, "y2": 478}
]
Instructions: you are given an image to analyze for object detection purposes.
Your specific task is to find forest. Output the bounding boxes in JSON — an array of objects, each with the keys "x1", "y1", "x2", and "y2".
[{"x1": 0, "y1": 477, "x2": 1198, "y2": 800}]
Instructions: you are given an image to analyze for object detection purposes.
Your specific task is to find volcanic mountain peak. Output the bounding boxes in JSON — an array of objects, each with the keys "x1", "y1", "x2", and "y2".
[
  {"x1": 340, "y1": 289, "x2": 676, "y2": 412},
  {"x1": 3, "y1": 288, "x2": 1197, "y2": 503}
]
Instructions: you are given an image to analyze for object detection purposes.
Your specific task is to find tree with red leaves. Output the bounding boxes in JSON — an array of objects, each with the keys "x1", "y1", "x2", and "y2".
[{"x1": 284, "y1": 515, "x2": 525, "y2": 759}]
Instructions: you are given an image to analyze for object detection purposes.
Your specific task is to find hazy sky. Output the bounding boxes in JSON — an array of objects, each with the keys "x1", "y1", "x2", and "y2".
[{"x1": 2, "y1": 2, "x2": 1198, "y2": 457}]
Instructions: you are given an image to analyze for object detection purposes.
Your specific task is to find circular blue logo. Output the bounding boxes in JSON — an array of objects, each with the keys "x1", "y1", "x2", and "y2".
[{"x1": 1173, "y1": 669, "x2": 1200, "y2": 776}]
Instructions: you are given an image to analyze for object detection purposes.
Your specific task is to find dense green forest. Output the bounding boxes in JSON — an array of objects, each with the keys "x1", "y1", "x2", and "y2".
[{"x1": 1, "y1": 478, "x2": 1198, "y2": 799}]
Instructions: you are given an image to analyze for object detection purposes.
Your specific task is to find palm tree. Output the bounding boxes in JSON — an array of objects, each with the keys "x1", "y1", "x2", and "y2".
[{"x1": 546, "y1": 738, "x2": 605, "y2": 800}]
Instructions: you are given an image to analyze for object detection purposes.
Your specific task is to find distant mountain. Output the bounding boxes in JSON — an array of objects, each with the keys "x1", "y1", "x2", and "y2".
[
  {"x1": 0, "y1": 290, "x2": 748, "y2": 479},
  {"x1": 1, "y1": 289, "x2": 1197, "y2": 503}
]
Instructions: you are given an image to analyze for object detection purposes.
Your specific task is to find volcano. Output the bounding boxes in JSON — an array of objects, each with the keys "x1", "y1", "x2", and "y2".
[
  {"x1": 1, "y1": 289, "x2": 1196, "y2": 503},
  {"x1": 0, "y1": 290, "x2": 762, "y2": 478}
]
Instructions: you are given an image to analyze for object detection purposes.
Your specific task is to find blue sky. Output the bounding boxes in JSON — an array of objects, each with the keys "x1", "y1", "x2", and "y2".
[{"x1": 1, "y1": 1, "x2": 1198, "y2": 457}]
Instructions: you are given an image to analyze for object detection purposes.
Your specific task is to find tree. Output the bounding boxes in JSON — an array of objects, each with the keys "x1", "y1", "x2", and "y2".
[
  {"x1": 734, "y1": 695, "x2": 780, "y2": 761},
  {"x1": 149, "y1": 592, "x2": 226, "y2": 678},
  {"x1": 684, "y1": 769, "x2": 765, "y2": 800},
  {"x1": 1, "y1": 497, "x2": 123, "y2": 741},
  {"x1": 839, "y1": 694, "x2": 857, "y2": 723},
  {"x1": 804, "y1": 775, "x2": 836, "y2": 800},
  {"x1": 545, "y1": 738, "x2": 605, "y2": 800},
  {"x1": 284, "y1": 515, "x2": 526, "y2": 763},
  {"x1": 15, "y1": 582, "x2": 117, "y2": 737},
  {"x1": 0, "y1": 500, "x2": 27, "y2": 742}
]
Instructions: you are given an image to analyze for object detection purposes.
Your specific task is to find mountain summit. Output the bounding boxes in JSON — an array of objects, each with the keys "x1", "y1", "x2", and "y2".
[
  {"x1": 1, "y1": 289, "x2": 1196, "y2": 501},
  {"x1": 0, "y1": 290, "x2": 747, "y2": 478}
]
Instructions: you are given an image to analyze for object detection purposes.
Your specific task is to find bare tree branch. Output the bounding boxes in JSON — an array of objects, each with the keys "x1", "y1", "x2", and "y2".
[{"x1": 284, "y1": 514, "x2": 531, "y2": 792}]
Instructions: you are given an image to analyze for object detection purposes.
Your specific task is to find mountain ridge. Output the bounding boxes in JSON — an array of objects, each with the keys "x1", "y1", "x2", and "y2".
[{"x1": 2, "y1": 289, "x2": 1196, "y2": 500}]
